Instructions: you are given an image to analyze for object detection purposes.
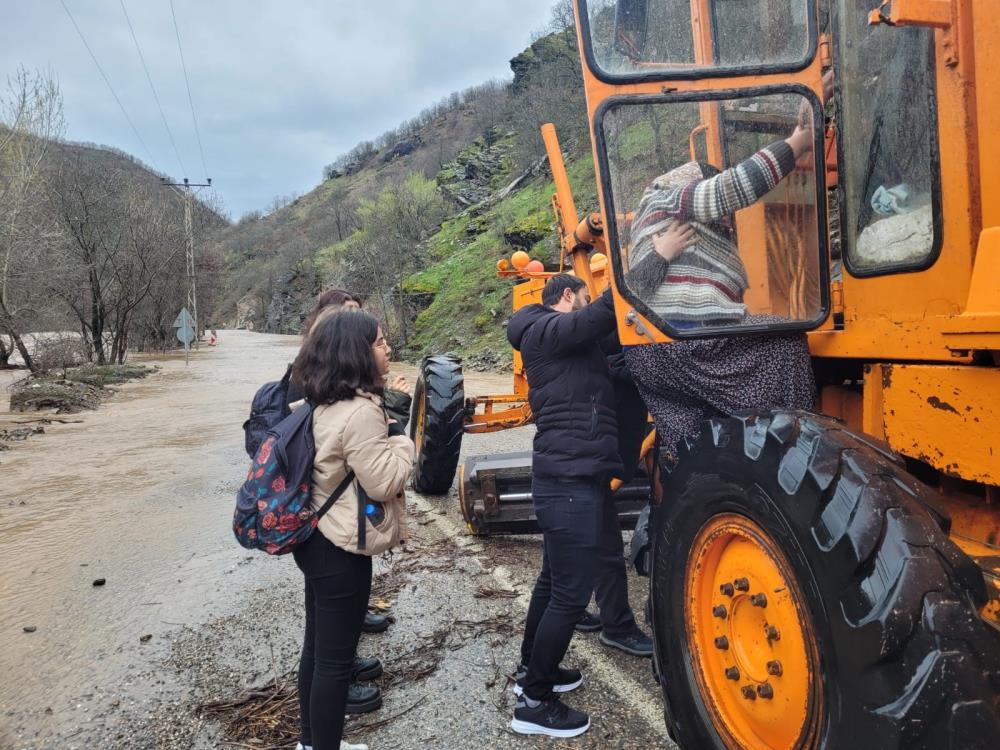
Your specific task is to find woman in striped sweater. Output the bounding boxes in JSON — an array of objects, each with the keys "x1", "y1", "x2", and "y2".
[{"x1": 623, "y1": 124, "x2": 817, "y2": 464}]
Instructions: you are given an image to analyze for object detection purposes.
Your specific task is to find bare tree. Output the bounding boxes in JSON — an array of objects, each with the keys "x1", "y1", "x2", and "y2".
[{"x1": 0, "y1": 67, "x2": 64, "y2": 371}]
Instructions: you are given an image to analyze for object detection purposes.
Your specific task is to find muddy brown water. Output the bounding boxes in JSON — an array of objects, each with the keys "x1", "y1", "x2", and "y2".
[{"x1": 0, "y1": 331, "x2": 513, "y2": 747}]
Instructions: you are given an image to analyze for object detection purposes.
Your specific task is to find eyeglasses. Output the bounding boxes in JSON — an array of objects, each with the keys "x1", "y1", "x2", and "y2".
[{"x1": 372, "y1": 337, "x2": 390, "y2": 350}]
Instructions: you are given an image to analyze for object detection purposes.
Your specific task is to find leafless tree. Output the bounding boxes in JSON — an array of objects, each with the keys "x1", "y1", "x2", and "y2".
[{"x1": 0, "y1": 67, "x2": 65, "y2": 371}]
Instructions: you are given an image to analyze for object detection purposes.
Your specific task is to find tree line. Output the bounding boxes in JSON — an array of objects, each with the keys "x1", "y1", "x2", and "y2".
[{"x1": 0, "y1": 67, "x2": 225, "y2": 373}]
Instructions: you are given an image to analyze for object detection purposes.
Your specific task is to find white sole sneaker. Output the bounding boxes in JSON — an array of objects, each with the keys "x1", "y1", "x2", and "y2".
[
  {"x1": 510, "y1": 717, "x2": 590, "y2": 738},
  {"x1": 512, "y1": 674, "x2": 583, "y2": 696}
]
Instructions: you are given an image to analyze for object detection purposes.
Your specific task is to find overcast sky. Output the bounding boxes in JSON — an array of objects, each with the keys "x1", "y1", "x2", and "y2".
[{"x1": 1, "y1": 0, "x2": 557, "y2": 217}]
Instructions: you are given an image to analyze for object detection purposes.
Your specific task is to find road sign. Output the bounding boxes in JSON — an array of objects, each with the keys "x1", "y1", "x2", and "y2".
[
  {"x1": 172, "y1": 308, "x2": 195, "y2": 330},
  {"x1": 176, "y1": 325, "x2": 196, "y2": 345},
  {"x1": 174, "y1": 307, "x2": 196, "y2": 365}
]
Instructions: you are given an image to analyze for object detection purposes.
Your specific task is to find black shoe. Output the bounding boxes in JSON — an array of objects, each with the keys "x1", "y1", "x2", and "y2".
[
  {"x1": 600, "y1": 629, "x2": 654, "y2": 657},
  {"x1": 345, "y1": 683, "x2": 382, "y2": 714},
  {"x1": 513, "y1": 664, "x2": 582, "y2": 696},
  {"x1": 511, "y1": 696, "x2": 590, "y2": 738},
  {"x1": 574, "y1": 610, "x2": 602, "y2": 633},
  {"x1": 361, "y1": 611, "x2": 389, "y2": 634},
  {"x1": 352, "y1": 655, "x2": 383, "y2": 682}
]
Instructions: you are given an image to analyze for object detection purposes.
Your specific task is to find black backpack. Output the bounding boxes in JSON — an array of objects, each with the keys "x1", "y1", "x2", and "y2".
[{"x1": 243, "y1": 366, "x2": 292, "y2": 457}]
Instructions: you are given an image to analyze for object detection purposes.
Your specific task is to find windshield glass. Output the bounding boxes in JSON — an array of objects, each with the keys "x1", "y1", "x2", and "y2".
[
  {"x1": 584, "y1": 0, "x2": 813, "y2": 77},
  {"x1": 599, "y1": 92, "x2": 826, "y2": 335},
  {"x1": 836, "y1": 3, "x2": 939, "y2": 272}
]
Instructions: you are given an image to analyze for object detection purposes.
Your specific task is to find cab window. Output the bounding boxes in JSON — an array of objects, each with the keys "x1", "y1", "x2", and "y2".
[
  {"x1": 835, "y1": 3, "x2": 940, "y2": 274},
  {"x1": 583, "y1": 0, "x2": 814, "y2": 79},
  {"x1": 597, "y1": 90, "x2": 827, "y2": 337}
]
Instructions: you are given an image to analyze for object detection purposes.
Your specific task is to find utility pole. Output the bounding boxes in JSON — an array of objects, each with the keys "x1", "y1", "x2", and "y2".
[{"x1": 162, "y1": 177, "x2": 211, "y2": 349}]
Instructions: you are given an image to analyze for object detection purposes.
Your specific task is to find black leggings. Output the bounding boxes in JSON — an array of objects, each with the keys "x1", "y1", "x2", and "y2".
[{"x1": 293, "y1": 531, "x2": 372, "y2": 749}]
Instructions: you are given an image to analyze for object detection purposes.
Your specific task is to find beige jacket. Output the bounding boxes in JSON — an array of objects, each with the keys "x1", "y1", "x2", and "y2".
[{"x1": 302, "y1": 391, "x2": 413, "y2": 549}]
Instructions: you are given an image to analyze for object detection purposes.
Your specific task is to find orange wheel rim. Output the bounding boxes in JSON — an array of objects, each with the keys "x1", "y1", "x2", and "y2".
[{"x1": 685, "y1": 513, "x2": 822, "y2": 750}]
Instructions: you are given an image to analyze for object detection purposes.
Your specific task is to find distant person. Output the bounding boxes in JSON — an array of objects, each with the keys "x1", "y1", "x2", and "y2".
[
  {"x1": 505, "y1": 274, "x2": 652, "y2": 739},
  {"x1": 289, "y1": 310, "x2": 413, "y2": 750},
  {"x1": 209, "y1": 329, "x2": 218, "y2": 346}
]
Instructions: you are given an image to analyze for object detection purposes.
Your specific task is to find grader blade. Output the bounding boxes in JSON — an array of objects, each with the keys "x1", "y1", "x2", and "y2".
[{"x1": 459, "y1": 451, "x2": 650, "y2": 536}]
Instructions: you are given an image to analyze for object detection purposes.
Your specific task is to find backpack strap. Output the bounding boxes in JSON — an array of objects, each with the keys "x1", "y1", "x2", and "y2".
[
  {"x1": 357, "y1": 483, "x2": 368, "y2": 551},
  {"x1": 315, "y1": 470, "x2": 356, "y2": 520}
]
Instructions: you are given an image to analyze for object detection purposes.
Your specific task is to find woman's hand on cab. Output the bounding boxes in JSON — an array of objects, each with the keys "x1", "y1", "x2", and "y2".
[
  {"x1": 653, "y1": 222, "x2": 696, "y2": 262},
  {"x1": 786, "y1": 125, "x2": 814, "y2": 160}
]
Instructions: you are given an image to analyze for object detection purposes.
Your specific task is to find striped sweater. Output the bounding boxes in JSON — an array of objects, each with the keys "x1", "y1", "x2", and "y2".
[{"x1": 627, "y1": 141, "x2": 797, "y2": 323}]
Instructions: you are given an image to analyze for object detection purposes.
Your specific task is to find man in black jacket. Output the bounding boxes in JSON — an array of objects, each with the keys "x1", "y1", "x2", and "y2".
[{"x1": 506, "y1": 274, "x2": 651, "y2": 739}]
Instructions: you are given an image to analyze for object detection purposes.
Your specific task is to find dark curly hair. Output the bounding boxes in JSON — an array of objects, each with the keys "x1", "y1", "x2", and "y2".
[{"x1": 291, "y1": 310, "x2": 383, "y2": 404}]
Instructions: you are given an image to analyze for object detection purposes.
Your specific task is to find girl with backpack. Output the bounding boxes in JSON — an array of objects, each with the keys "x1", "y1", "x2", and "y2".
[{"x1": 289, "y1": 310, "x2": 414, "y2": 750}]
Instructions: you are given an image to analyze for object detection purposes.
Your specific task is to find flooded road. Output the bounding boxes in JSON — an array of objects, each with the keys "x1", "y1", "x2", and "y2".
[
  {"x1": 0, "y1": 330, "x2": 671, "y2": 749},
  {"x1": 1, "y1": 331, "x2": 300, "y2": 745}
]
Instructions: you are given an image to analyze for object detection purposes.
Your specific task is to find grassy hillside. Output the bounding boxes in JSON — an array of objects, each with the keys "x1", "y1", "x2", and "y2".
[{"x1": 405, "y1": 146, "x2": 598, "y2": 368}]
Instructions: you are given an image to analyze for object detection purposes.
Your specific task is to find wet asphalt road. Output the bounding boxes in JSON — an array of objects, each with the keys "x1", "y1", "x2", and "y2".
[{"x1": 0, "y1": 331, "x2": 675, "y2": 750}]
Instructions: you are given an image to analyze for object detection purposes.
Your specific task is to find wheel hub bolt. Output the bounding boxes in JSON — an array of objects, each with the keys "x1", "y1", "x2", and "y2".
[
  {"x1": 725, "y1": 667, "x2": 740, "y2": 681},
  {"x1": 734, "y1": 577, "x2": 750, "y2": 592},
  {"x1": 750, "y1": 593, "x2": 767, "y2": 608},
  {"x1": 767, "y1": 660, "x2": 783, "y2": 676},
  {"x1": 712, "y1": 605, "x2": 727, "y2": 619},
  {"x1": 757, "y1": 683, "x2": 774, "y2": 699},
  {"x1": 766, "y1": 625, "x2": 781, "y2": 642},
  {"x1": 741, "y1": 685, "x2": 756, "y2": 700},
  {"x1": 719, "y1": 582, "x2": 735, "y2": 597},
  {"x1": 714, "y1": 636, "x2": 729, "y2": 650}
]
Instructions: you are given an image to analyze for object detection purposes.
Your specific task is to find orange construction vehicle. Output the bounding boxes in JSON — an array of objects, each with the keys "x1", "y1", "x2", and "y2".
[
  {"x1": 578, "y1": 0, "x2": 998, "y2": 747},
  {"x1": 409, "y1": 0, "x2": 1000, "y2": 747}
]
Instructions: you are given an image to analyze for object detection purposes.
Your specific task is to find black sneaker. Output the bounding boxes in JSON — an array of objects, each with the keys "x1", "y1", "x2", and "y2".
[
  {"x1": 513, "y1": 664, "x2": 583, "y2": 695},
  {"x1": 351, "y1": 655, "x2": 383, "y2": 682},
  {"x1": 361, "y1": 611, "x2": 390, "y2": 634},
  {"x1": 575, "y1": 610, "x2": 602, "y2": 633},
  {"x1": 599, "y1": 629, "x2": 654, "y2": 657},
  {"x1": 511, "y1": 696, "x2": 590, "y2": 738},
  {"x1": 345, "y1": 683, "x2": 382, "y2": 714}
]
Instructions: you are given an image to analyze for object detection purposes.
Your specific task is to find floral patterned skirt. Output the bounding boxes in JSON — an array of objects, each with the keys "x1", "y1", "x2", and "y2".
[{"x1": 623, "y1": 319, "x2": 816, "y2": 462}]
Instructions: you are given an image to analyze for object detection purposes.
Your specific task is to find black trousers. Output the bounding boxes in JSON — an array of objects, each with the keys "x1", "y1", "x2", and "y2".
[
  {"x1": 293, "y1": 531, "x2": 372, "y2": 750},
  {"x1": 518, "y1": 475, "x2": 637, "y2": 700}
]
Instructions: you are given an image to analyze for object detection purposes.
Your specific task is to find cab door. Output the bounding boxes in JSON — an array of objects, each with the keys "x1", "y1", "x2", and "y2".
[{"x1": 575, "y1": 0, "x2": 830, "y2": 343}]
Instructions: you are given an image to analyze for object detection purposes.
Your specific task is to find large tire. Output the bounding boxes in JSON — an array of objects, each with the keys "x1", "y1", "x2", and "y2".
[
  {"x1": 410, "y1": 355, "x2": 465, "y2": 494},
  {"x1": 651, "y1": 410, "x2": 1000, "y2": 750}
]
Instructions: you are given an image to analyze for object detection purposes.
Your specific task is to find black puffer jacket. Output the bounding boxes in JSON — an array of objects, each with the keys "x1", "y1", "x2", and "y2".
[{"x1": 507, "y1": 288, "x2": 622, "y2": 479}]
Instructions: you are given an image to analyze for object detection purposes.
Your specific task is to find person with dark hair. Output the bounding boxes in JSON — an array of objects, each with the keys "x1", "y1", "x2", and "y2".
[
  {"x1": 505, "y1": 274, "x2": 651, "y2": 739},
  {"x1": 623, "y1": 123, "x2": 817, "y2": 465},
  {"x1": 299, "y1": 291, "x2": 411, "y2": 429},
  {"x1": 301, "y1": 288, "x2": 362, "y2": 334},
  {"x1": 290, "y1": 310, "x2": 413, "y2": 750}
]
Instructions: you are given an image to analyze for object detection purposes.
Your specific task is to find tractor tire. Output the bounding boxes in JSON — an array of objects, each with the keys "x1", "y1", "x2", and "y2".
[
  {"x1": 651, "y1": 411, "x2": 1000, "y2": 750},
  {"x1": 410, "y1": 355, "x2": 465, "y2": 495}
]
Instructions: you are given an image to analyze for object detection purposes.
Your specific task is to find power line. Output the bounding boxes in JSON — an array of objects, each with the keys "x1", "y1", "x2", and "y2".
[
  {"x1": 58, "y1": 0, "x2": 159, "y2": 172},
  {"x1": 119, "y1": 0, "x2": 186, "y2": 177},
  {"x1": 169, "y1": 0, "x2": 210, "y2": 181}
]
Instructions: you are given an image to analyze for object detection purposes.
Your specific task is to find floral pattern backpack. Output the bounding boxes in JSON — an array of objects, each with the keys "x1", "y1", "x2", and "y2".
[{"x1": 233, "y1": 404, "x2": 354, "y2": 555}]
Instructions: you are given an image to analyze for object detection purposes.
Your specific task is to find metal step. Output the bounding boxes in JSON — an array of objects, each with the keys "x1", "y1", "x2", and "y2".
[{"x1": 459, "y1": 451, "x2": 650, "y2": 536}]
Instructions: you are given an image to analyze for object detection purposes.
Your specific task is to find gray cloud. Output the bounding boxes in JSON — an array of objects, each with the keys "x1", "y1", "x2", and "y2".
[{"x1": 1, "y1": 0, "x2": 557, "y2": 216}]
